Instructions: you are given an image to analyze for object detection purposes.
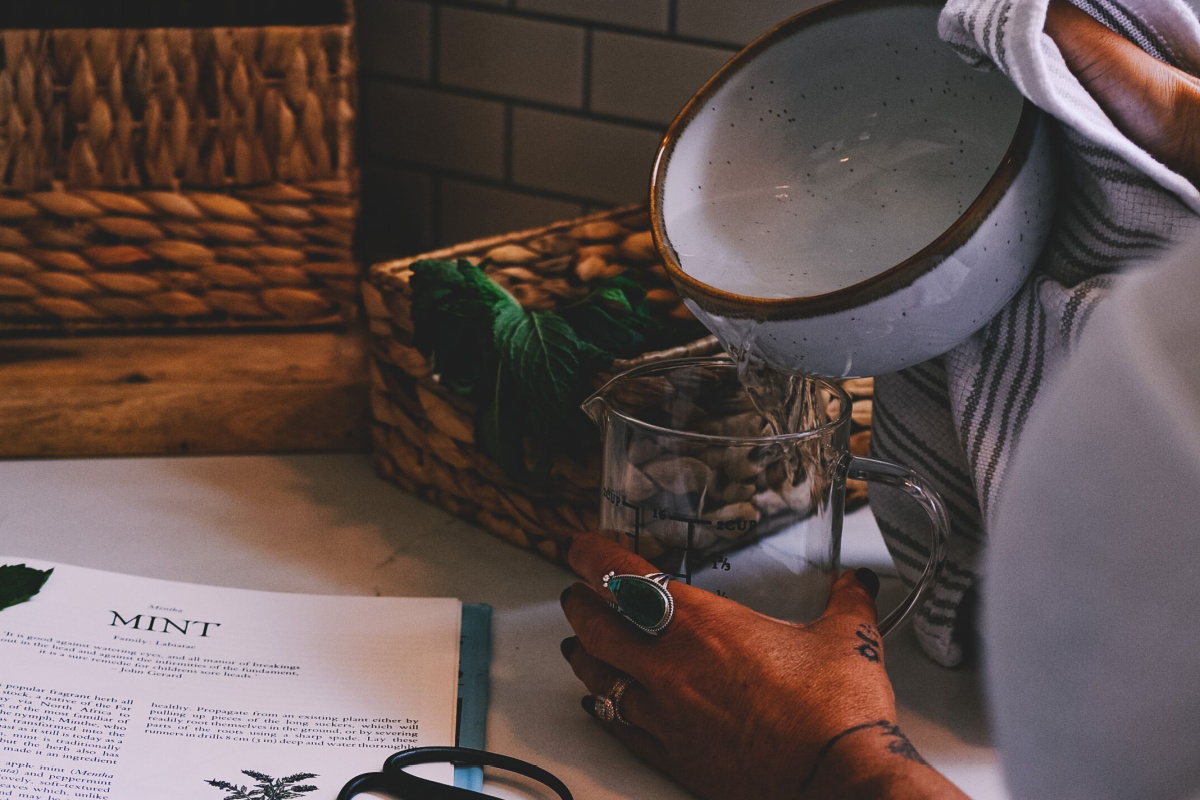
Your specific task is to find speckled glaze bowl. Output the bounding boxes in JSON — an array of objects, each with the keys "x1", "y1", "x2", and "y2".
[{"x1": 651, "y1": 0, "x2": 1055, "y2": 378}]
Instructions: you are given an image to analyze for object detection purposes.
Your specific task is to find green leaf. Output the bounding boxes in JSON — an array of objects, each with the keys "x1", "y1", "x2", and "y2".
[
  {"x1": 559, "y1": 273, "x2": 669, "y2": 359},
  {"x1": 475, "y1": 360, "x2": 528, "y2": 479},
  {"x1": 410, "y1": 258, "x2": 512, "y2": 317},
  {"x1": 563, "y1": 304, "x2": 647, "y2": 357},
  {"x1": 590, "y1": 286, "x2": 632, "y2": 313},
  {"x1": 406, "y1": 255, "x2": 707, "y2": 485},
  {"x1": 592, "y1": 274, "x2": 647, "y2": 310},
  {"x1": 494, "y1": 306, "x2": 602, "y2": 439},
  {"x1": 458, "y1": 262, "x2": 515, "y2": 309},
  {"x1": 409, "y1": 259, "x2": 516, "y2": 396},
  {"x1": 0, "y1": 564, "x2": 53, "y2": 612}
]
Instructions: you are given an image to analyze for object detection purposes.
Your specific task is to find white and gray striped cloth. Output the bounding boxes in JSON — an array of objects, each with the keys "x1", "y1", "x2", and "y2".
[{"x1": 870, "y1": 0, "x2": 1200, "y2": 666}]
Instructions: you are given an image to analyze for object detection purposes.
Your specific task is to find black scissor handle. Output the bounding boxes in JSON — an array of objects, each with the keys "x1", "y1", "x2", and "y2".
[{"x1": 338, "y1": 746, "x2": 573, "y2": 800}]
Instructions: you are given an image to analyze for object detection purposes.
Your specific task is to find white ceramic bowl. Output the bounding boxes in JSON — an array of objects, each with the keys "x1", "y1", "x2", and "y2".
[{"x1": 651, "y1": 0, "x2": 1056, "y2": 378}]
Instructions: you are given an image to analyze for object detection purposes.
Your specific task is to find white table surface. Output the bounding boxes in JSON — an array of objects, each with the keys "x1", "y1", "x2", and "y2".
[{"x1": 0, "y1": 453, "x2": 1009, "y2": 799}]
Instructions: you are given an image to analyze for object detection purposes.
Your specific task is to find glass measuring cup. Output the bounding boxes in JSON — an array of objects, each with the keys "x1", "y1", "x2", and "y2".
[{"x1": 582, "y1": 357, "x2": 948, "y2": 634}]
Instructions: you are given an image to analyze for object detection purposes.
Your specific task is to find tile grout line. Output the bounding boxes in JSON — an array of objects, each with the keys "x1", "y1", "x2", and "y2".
[
  {"x1": 363, "y1": 155, "x2": 622, "y2": 209},
  {"x1": 668, "y1": 0, "x2": 679, "y2": 35},
  {"x1": 431, "y1": 174, "x2": 444, "y2": 246},
  {"x1": 429, "y1": 2, "x2": 442, "y2": 85},
  {"x1": 581, "y1": 28, "x2": 593, "y2": 113},
  {"x1": 502, "y1": 103, "x2": 515, "y2": 184},
  {"x1": 360, "y1": 70, "x2": 675, "y2": 132},
  {"x1": 419, "y1": 0, "x2": 745, "y2": 49}
]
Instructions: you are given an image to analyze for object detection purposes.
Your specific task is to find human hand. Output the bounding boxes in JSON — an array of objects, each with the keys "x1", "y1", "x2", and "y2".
[
  {"x1": 1045, "y1": 0, "x2": 1200, "y2": 183},
  {"x1": 559, "y1": 534, "x2": 965, "y2": 800}
]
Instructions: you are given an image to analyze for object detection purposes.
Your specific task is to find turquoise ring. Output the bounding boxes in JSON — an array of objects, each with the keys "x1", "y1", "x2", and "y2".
[{"x1": 601, "y1": 571, "x2": 675, "y2": 635}]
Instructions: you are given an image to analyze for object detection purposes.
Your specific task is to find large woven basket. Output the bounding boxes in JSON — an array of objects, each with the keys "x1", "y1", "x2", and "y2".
[
  {"x1": 0, "y1": 6, "x2": 357, "y2": 331},
  {"x1": 365, "y1": 206, "x2": 875, "y2": 567}
]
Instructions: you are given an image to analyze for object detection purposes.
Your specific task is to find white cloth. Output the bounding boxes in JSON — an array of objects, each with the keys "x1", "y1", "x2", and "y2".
[
  {"x1": 869, "y1": 0, "x2": 1200, "y2": 665},
  {"x1": 987, "y1": 236, "x2": 1200, "y2": 800}
]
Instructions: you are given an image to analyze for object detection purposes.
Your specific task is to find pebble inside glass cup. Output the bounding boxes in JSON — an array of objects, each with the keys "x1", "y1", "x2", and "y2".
[{"x1": 583, "y1": 357, "x2": 949, "y2": 633}]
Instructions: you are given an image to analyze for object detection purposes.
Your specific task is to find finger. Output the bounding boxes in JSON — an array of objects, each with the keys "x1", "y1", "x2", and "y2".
[
  {"x1": 580, "y1": 696, "x2": 673, "y2": 774},
  {"x1": 567, "y1": 532, "x2": 660, "y2": 590},
  {"x1": 1044, "y1": 0, "x2": 1200, "y2": 180},
  {"x1": 1046, "y1": 0, "x2": 1200, "y2": 79},
  {"x1": 567, "y1": 533, "x2": 707, "y2": 607},
  {"x1": 563, "y1": 638, "x2": 663, "y2": 735},
  {"x1": 561, "y1": 581, "x2": 657, "y2": 676},
  {"x1": 820, "y1": 568, "x2": 880, "y2": 626}
]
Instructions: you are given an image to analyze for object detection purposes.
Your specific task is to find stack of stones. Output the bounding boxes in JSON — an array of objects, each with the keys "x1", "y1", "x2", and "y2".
[
  {"x1": 598, "y1": 367, "x2": 872, "y2": 566},
  {"x1": 365, "y1": 206, "x2": 874, "y2": 567},
  {"x1": 455, "y1": 208, "x2": 695, "y2": 321}
]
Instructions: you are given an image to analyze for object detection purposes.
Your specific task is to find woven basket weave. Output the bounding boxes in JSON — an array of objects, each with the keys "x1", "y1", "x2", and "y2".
[
  {"x1": 0, "y1": 19, "x2": 357, "y2": 331},
  {"x1": 365, "y1": 206, "x2": 875, "y2": 567}
]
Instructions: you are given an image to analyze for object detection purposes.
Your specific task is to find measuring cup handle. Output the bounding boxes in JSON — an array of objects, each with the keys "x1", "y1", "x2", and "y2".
[{"x1": 840, "y1": 455, "x2": 950, "y2": 637}]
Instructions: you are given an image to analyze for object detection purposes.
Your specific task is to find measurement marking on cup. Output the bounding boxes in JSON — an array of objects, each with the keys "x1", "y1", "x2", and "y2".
[
  {"x1": 602, "y1": 486, "x2": 643, "y2": 553},
  {"x1": 602, "y1": 487, "x2": 727, "y2": 586},
  {"x1": 654, "y1": 509, "x2": 712, "y2": 584}
]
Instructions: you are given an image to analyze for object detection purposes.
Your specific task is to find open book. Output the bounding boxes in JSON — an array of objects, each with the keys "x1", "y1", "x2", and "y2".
[{"x1": 0, "y1": 558, "x2": 491, "y2": 799}]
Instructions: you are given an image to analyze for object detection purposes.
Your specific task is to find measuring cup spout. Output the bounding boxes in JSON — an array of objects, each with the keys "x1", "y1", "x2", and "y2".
[{"x1": 580, "y1": 393, "x2": 609, "y2": 428}]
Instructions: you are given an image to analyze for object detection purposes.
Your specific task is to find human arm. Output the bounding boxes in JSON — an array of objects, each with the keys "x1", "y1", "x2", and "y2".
[
  {"x1": 559, "y1": 5, "x2": 1200, "y2": 799},
  {"x1": 560, "y1": 534, "x2": 969, "y2": 800}
]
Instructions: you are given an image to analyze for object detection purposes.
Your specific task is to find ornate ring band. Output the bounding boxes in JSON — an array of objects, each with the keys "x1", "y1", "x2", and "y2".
[
  {"x1": 601, "y1": 570, "x2": 675, "y2": 636},
  {"x1": 593, "y1": 675, "x2": 635, "y2": 726}
]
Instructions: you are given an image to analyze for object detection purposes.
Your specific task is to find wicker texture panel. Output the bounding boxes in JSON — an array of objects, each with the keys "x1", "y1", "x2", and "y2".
[
  {"x1": 0, "y1": 24, "x2": 357, "y2": 331},
  {"x1": 365, "y1": 206, "x2": 874, "y2": 567}
]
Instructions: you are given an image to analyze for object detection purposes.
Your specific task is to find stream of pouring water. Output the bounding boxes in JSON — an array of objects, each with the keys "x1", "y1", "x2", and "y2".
[
  {"x1": 736, "y1": 352, "x2": 823, "y2": 444},
  {"x1": 722, "y1": 321, "x2": 829, "y2": 496}
]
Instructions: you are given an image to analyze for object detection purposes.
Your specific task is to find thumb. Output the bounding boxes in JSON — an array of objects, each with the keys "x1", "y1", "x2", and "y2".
[
  {"x1": 820, "y1": 568, "x2": 880, "y2": 624},
  {"x1": 1044, "y1": 0, "x2": 1200, "y2": 182}
]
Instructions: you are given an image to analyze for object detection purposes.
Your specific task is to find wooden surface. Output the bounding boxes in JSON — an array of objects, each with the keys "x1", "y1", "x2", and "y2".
[{"x1": 0, "y1": 331, "x2": 370, "y2": 457}]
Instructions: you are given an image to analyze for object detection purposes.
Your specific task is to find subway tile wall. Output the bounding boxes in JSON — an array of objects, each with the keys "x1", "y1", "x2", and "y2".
[{"x1": 356, "y1": 0, "x2": 823, "y2": 259}]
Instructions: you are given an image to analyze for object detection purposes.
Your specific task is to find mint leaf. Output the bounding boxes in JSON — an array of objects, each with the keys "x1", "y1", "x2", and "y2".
[
  {"x1": 406, "y1": 256, "x2": 705, "y2": 481},
  {"x1": 592, "y1": 274, "x2": 647, "y2": 310},
  {"x1": 590, "y1": 286, "x2": 632, "y2": 314},
  {"x1": 475, "y1": 360, "x2": 528, "y2": 479},
  {"x1": 562, "y1": 275, "x2": 664, "y2": 359},
  {"x1": 495, "y1": 306, "x2": 604, "y2": 440},
  {"x1": 410, "y1": 258, "x2": 512, "y2": 315},
  {"x1": 0, "y1": 564, "x2": 53, "y2": 612},
  {"x1": 563, "y1": 304, "x2": 646, "y2": 357},
  {"x1": 410, "y1": 259, "x2": 516, "y2": 395}
]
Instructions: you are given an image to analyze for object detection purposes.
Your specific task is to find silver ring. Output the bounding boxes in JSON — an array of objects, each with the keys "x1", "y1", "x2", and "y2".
[
  {"x1": 593, "y1": 675, "x2": 634, "y2": 726},
  {"x1": 601, "y1": 570, "x2": 675, "y2": 635}
]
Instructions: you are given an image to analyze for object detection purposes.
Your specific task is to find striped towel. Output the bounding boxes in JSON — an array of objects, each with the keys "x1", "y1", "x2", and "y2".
[{"x1": 869, "y1": 0, "x2": 1200, "y2": 666}]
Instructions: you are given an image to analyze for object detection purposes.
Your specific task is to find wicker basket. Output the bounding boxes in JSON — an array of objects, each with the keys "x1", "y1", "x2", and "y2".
[
  {"x1": 365, "y1": 206, "x2": 874, "y2": 566},
  {"x1": 0, "y1": 8, "x2": 357, "y2": 331}
]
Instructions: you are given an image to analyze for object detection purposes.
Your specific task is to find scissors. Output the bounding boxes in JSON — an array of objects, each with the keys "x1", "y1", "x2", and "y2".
[{"x1": 337, "y1": 746, "x2": 574, "y2": 800}]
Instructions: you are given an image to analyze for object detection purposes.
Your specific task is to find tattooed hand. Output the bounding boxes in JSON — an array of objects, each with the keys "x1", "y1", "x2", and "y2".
[
  {"x1": 855, "y1": 624, "x2": 883, "y2": 663},
  {"x1": 559, "y1": 534, "x2": 968, "y2": 800},
  {"x1": 554, "y1": 9, "x2": 1200, "y2": 800}
]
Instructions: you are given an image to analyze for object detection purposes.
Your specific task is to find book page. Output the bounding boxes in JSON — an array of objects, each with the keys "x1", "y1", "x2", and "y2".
[{"x1": 0, "y1": 558, "x2": 461, "y2": 799}]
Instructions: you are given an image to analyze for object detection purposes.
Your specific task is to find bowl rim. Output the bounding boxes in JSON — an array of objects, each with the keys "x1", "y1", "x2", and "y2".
[{"x1": 649, "y1": 0, "x2": 1040, "y2": 321}]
